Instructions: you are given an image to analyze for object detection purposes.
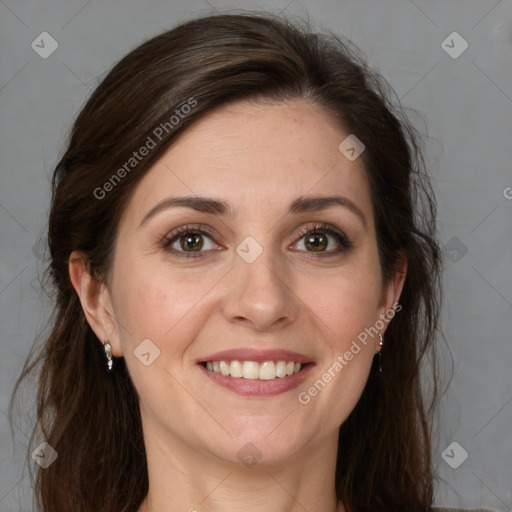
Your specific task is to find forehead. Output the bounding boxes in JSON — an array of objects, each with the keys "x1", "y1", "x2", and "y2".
[{"x1": 122, "y1": 99, "x2": 372, "y2": 226}]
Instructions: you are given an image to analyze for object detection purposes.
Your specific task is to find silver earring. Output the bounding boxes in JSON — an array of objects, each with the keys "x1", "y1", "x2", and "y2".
[
  {"x1": 378, "y1": 333, "x2": 383, "y2": 373},
  {"x1": 104, "y1": 341, "x2": 113, "y2": 371}
]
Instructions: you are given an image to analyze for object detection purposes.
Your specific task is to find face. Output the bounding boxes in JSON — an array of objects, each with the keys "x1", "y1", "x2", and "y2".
[{"x1": 86, "y1": 99, "x2": 404, "y2": 467}]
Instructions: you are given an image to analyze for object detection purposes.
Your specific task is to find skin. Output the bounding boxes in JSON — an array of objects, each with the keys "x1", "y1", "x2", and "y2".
[{"x1": 70, "y1": 99, "x2": 406, "y2": 512}]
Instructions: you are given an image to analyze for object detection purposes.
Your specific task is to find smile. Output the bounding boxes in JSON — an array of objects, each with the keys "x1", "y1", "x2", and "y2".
[
  {"x1": 197, "y1": 348, "x2": 314, "y2": 396},
  {"x1": 203, "y1": 360, "x2": 304, "y2": 380}
]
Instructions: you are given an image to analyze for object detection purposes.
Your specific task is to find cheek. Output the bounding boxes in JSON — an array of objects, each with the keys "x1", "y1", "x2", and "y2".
[
  {"x1": 298, "y1": 263, "x2": 382, "y2": 348},
  {"x1": 294, "y1": 263, "x2": 382, "y2": 420},
  {"x1": 111, "y1": 262, "x2": 221, "y2": 354},
  {"x1": 294, "y1": 275, "x2": 380, "y2": 428}
]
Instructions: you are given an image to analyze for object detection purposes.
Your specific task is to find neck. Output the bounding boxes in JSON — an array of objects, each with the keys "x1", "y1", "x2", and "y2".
[{"x1": 137, "y1": 422, "x2": 344, "y2": 512}]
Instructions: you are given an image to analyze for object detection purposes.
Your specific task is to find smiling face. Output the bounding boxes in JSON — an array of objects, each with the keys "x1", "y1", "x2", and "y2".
[{"x1": 78, "y1": 98, "x2": 405, "y2": 468}]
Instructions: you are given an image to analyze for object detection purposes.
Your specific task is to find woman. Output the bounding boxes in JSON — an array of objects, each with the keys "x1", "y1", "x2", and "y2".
[{"x1": 11, "y1": 12, "x2": 448, "y2": 512}]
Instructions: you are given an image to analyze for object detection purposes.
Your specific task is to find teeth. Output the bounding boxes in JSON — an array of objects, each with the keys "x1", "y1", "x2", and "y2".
[
  {"x1": 230, "y1": 360, "x2": 243, "y2": 377},
  {"x1": 242, "y1": 361, "x2": 260, "y2": 379},
  {"x1": 204, "y1": 360, "x2": 304, "y2": 380},
  {"x1": 259, "y1": 361, "x2": 276, "y2": 380},
  {"x1": 276, "y1": 360, "x2": 287, "y2": 378},
  {"x1": 219, "y1": 361, "x2": 230, "y2": 376}
]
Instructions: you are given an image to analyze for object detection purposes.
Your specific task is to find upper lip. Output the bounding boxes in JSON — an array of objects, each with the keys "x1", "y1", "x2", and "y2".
[{"x1": 197, "y1": 348, "x2": 314, "y2": 364}]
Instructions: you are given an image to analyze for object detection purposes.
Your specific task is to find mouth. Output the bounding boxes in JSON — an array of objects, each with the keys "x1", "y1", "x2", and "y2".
[
  {"x1": 201, "y1": 360, "x2": 308, "y2": 380},
  {"x1": 197, "y1": 349, "x2": 314, "y2": 397}
]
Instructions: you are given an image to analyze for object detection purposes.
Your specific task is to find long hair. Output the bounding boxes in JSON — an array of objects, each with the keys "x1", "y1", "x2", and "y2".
[{"x1": 10, "y1": 12, "x2": 442, "y2": 512}]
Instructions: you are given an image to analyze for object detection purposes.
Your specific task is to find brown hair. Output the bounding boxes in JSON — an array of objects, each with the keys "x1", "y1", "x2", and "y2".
[{"x1": 10, "y1": 12, "x2": 442, "y2": 512}]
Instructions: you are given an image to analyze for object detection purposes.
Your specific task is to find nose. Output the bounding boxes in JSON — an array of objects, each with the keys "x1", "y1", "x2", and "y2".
[{"x1": 220, "y1": 244, "x2": 299, "y2": 332}]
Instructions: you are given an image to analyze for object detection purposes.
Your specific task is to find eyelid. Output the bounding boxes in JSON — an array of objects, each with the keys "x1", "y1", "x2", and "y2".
[
  {"x1": 161, "y1": 224, "x2": 223, "y2": 257},
  {"x1": 293, "y1": 222, "x2": 352, "y2": 248},
  {"x1": 161, "y1": 222, "x2": 353, "y2": 258},
  {"x1": 295, "y1": 222, "x2": 347, "y2": 238}
]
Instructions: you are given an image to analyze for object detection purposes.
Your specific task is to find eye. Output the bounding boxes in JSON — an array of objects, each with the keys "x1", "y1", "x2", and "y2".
[
  {"x1": 291, "y1": 223, "x2": 353, "y2": 256},
  {"x1": 162, "y1": 225, "x2": 221, "y2": 257},
  {"x1": 161, "y1": 223, "x2": 352, "y2": 259}
]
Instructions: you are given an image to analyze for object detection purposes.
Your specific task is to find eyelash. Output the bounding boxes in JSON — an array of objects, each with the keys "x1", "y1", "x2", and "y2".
[{"x1": 161, "y1": 223, "x2": 353, "y2": 259}]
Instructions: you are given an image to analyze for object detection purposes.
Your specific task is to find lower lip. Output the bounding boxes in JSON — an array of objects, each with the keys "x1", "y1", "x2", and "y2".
[{"x1": 198, "y1": 364, "x2": 314, "y2": 397}]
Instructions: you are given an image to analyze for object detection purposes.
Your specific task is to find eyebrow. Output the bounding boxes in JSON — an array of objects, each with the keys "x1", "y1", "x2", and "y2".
[{"x1": 139, "y1": 194, "x2": 367, "y2": 230}]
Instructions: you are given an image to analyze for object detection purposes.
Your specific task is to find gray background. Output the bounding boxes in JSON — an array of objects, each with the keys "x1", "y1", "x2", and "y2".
[{"x1": 1, "y1": 0, "x2": 511, "y2": 510}]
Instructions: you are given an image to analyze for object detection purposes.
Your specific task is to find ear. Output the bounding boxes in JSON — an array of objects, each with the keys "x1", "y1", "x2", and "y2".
[
  {"x1": 68, "y1": 250, "x2": 123, "y2": 357},
  {"x1": 375, "y1": 251, "x2": 407, "y2": 353}
]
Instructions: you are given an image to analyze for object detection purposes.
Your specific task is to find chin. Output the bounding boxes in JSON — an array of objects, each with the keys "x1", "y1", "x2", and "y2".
[{"x1": 201, "y1": 422, "x2": 312, "y2": 468}]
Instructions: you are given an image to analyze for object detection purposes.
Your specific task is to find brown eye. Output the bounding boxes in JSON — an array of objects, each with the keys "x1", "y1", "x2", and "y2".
[
  {"x1": 291, "y1": 223, "x2": 353, "y2": 256},
  {"x1": 304, "y1": 233, "x2": 328, "y2": 251},
  {"x1": 162, "y1": 225, "x2": 219, "y2": 257},
  {"x1": 179, "y1": 233, "x2": 204, "y2": 252}
]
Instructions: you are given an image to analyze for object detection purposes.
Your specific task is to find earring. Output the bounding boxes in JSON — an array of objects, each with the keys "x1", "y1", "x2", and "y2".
[
  {"x1": 378, "y1": 333, "x2": 383, "y2": 373},
  {"x1": 104, "y1": 341, "x2": 113, "y2": 371}
]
